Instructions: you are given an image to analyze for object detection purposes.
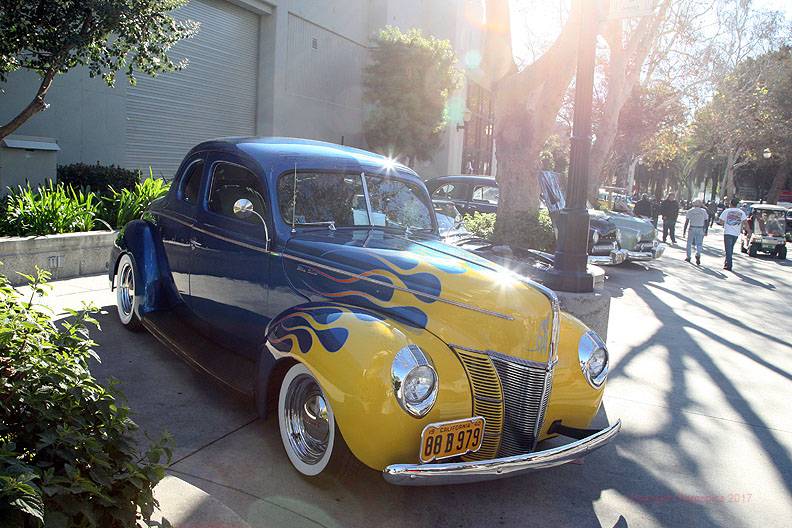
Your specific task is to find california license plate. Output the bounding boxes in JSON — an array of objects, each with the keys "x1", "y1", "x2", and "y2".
[{"x1": 419, "y1": 417, "x2": 485, "y2": 463}]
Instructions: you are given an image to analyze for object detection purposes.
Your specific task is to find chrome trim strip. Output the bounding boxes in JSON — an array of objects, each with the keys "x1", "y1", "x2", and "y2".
[
  {"x1": 155, "y1": 211, "x2": 514, "y2": 320},
  {"x1": 281, "y1": 254, "x2": 514, "y2": 320},
  {"x1": 382, "y1": 420, "x2": 621, "y2": 486},
  {"x1": 155, "y1": 211, "x2": 270, "y2": 254}
]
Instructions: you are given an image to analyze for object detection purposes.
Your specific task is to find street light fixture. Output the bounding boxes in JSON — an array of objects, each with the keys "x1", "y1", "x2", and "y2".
[{"x1": 763, "y1": 148, "x2": 772, "y2": 159}]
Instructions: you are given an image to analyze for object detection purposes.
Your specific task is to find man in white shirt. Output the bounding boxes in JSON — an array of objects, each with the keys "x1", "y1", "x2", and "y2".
[
  {"x1": 684, "y1": 199, "x2": 709, "y2": 265},
  {"x1": 717, "y1": 197, "x2": 748, "y2": 271}
]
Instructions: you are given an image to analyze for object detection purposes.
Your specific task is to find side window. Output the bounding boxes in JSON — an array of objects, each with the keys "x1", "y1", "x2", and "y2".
[
  {"x1": 180, "y1": 160, "x2": 204, "y2": 204},
  {"x1": 432, "y1": 183, "x2": 465, "y2": 200},
  {"x1": 472, "y1": 185, "x2": 499, "y2": 205},
  {"x1": 207, "y1": 162, "x2": 267, "y2": 223}
]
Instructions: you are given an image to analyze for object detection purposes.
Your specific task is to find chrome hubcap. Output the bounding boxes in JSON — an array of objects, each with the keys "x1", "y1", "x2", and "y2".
[
  {"x1": 118, "y1": 264, "x2": 135, "y2": 316},
  {"x1": 284, "y1": 374, "x2": 330, "y2": 465}
]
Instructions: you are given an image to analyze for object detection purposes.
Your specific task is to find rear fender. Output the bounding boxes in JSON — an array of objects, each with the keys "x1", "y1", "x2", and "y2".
[
  {"x1": 112, "y1": 220, "x2": 178, "y2": 315},
  {"x1": 263, "y1": 302, "x2": 472, "y2": 471}
]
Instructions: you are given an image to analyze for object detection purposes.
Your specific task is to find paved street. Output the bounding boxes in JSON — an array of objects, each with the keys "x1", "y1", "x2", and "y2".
[{"x1": 29, "y1": 221, "x2": 792, "y2": 528}]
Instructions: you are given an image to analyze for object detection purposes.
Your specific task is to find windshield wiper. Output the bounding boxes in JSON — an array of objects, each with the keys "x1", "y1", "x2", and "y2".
[{"x1": 294, "y1": 220, "x2": 336, "y2": 230}]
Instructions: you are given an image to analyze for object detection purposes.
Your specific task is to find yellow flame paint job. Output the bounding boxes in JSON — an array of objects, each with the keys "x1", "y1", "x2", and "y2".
[{"x1": 272, "y1": 308, "x2": 473, "y2": 471}]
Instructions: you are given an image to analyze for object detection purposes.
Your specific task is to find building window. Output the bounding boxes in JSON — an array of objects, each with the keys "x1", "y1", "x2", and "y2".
[{"x1": 461, "y1": 82, "x2": 494, "y2": 175}]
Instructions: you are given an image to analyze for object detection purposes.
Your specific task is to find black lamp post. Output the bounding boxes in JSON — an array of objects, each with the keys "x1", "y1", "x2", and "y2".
[{"x1": 546, "y1": 0, "x2": 598, "y2": 293}]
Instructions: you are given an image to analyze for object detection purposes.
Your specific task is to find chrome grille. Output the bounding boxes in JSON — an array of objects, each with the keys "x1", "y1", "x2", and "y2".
[
  {"x1": 491, "y1": 356, "x2": 553, "y2": 456},
  {"x1": 454, "y1": 348, "x2": 554, "y2": 459},
  {"x1": 455, "y1": 349, "x2": 503, "y2": 461}
]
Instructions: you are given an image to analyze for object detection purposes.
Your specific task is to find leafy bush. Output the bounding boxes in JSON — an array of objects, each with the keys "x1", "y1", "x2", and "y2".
[
  {"x1": 0, "y1": 268, "x2": 171, "y2": 527},
  {"x1": 467, "y1": 209, "x2": 557, "y2": 253},
  {"x1": 0, "y1": 182, "x2": 102, "y2": 236},
  {"x1": 57, "y1": 163, "x2": 141, "y2": 195},
  {"x1": 463, "y1": 212, "x2": 497, "y2": 240},
  {"x1": 103, "y1": 175, "x2": 170, "y2": 229}
]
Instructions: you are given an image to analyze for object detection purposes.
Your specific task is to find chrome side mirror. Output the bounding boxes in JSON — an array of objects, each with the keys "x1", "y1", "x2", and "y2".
[
  {"x1": 232, "y1": 198, "x2": 270, "y2": 251},
  {"x1": 233, "y1": 198, "x2": 254, "y2": 218}
]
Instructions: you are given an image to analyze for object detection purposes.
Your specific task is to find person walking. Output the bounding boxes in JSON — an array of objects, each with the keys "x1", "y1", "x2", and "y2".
[
  {"x1": 707, "y1": 200, "x2": 717, "y2": 227},
  {"x1": 634, "y1": 194, "x2": 652, "y2": 218},
  {"x1": 660, "y1": 192, "x2": 680, "y2": 244},
  {"x1": 717, "y1": 197, "x2": 748, "y2": 271},
  {"x1": 684, "y1": 199, "x2": 709, "y2": 265}
]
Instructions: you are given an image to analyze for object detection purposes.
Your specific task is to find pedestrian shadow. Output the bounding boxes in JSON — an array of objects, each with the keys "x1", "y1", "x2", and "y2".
[{"x1": 731, "y1": 270, "x2": 776, "y2": 290}]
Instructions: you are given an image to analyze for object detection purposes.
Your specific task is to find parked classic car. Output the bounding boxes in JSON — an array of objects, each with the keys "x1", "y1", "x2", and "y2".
[
  {"x1": 427, "y1": 175, "x2": 627, "y2": 265},
  {"x1": 111, "y1": 138, "x2": 620, "y2": 485},
  {"x1": 591, "y1": 210, "x2": 666, "y2": 261}
]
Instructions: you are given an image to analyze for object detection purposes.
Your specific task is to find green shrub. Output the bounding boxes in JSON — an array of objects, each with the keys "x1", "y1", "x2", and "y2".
[
  {"x1": 103, "y1": 175, "x2": 170, "y2": 229},
  {"x1": 57, "y1": 163, "x2": 141, "y2": 195},
  {"x1": 0, "y1": 268, "x2": 171, "y2": 527},
  {"x1": 0, "y1": 183, "x2": 102, "y2": 237},
  {"x1": 467, "y1": 209, "x2": 557, "y2": 252},
  {"x1": 463, "y1": 212, "x2": 497, "y2": 240}
]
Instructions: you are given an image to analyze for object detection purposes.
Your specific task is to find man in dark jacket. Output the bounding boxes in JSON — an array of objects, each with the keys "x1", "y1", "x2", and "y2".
[
  {"x1": 634, "y1": 194, "x2": 652, "y2": 218},
  {"x1": 660, "y1": 192, "x2": 680, "y2": 244}
]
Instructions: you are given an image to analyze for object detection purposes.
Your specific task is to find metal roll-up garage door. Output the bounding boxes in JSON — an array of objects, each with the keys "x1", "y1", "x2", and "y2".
[{"x1": 127, "y1": 0, "x2": 259, "y2": 177}]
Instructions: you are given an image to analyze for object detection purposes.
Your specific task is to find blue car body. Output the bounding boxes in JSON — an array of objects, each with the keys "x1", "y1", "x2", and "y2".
[{"x1": 109, "y1": 137, "x2": 463, "y2": 405}]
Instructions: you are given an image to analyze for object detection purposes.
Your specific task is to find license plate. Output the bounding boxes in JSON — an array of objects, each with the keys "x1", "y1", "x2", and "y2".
[{"x1": 419, "y1": 417, "x2": 485, "y2": 463}]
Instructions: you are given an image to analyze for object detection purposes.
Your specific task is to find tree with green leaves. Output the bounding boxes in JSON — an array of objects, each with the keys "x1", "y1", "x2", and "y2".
[
  {"x1": 362, "y1": 26, "x2": 461, "y2": 166},
  {"x1": 0, "y1": 0, "x2": 197, "y2": 141}
]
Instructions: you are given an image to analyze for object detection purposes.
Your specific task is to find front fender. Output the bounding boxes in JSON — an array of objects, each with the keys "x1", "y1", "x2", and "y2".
[
  {"x1": 111, "y1": 220, "x2": 178, "y2": 315},
  {"x1": 265, "y1": 303, "x2": 472, "y2": 471},
  {"x1": 541, "y1": 312, "x2": 605, "y2": 438}
]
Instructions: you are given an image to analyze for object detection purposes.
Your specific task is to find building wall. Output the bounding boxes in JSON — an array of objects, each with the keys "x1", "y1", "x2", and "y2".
[{"x1": 0, "y1": 0, "x2": 484, "y2": 179}]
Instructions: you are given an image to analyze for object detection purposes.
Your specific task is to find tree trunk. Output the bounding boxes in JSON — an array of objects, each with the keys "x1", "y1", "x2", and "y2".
[
  {"x1": 722, "y1": 148, "x2": 739, "y2": 201},
  {"x1": 491, "y1": 2, "x2": 581, "y2": 243},
  {"x1": 0, "y1": 70, "x2": 56, "y2": 141},
  {"x1": 766, "y1": 160, "x2": 789, "y2": 204}
]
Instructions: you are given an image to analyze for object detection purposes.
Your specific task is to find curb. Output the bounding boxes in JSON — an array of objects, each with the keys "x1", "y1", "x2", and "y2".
[{"x1": 146, "y1": 474, "x2": 251, "y2": 528}]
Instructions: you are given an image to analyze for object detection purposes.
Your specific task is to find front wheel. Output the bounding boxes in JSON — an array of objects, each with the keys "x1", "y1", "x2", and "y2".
[
  {"x1": 278, "y1": 363, "x2": 353, "y2": 481},
  {"x1": 777, "y1": 245, "x2": 787, "y2": 260},
  {"x1": 115, "y1": 254, "x2": 143, "y2": 331},
  {"x1": 748, "y1": 243, "x2": 759, "y2": 258}
]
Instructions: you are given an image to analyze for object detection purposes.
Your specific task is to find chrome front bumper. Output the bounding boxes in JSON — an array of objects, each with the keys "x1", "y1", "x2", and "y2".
[
  {"x1": 627, "y1": 242, "x2": 666, "y2": 261},
  {"x1": 382, "y1": 420, "x2": 621, "y2": 486},
  {"x1": 589, "y1": 249, "x2": 628, "y2": 266}
]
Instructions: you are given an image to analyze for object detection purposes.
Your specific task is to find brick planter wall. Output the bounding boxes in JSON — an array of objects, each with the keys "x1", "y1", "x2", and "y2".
[{"x1": 0, "y1": 231, "x2": 117, "y2": 286}]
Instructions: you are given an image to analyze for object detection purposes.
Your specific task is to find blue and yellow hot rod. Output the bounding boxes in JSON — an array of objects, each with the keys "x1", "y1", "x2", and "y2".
[{"x1": 110, "y1": 137, "x2": 620, "y2": 485}]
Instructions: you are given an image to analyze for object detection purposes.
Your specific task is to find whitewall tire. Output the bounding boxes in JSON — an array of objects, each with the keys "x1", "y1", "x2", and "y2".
[
  {"x1": 115, "y1": 254, "x2": 143, "y2": 331},
  {"x1": 277, "y1": 362, "x2": 356, "y2": 478}
]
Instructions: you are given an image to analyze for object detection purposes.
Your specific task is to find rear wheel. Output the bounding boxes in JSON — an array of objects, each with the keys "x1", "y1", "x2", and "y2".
[
  {"x1": 740, "y1": 239, "x2": 748, "y2": 253},
  {"x1": 277, "y1": 363, "x2": 353, "y2": 481},
  {"x1": 115, "y1": 254, "x2": 143, "y2": 331}
]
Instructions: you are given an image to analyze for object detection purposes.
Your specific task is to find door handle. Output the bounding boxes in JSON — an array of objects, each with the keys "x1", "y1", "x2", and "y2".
[{"x1": 190, "y1": 239, "x2": 203, "y2": 248}]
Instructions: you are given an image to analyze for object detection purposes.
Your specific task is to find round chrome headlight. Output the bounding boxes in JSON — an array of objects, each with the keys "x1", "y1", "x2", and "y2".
[
  {"x1": 592, "y1": 230, "x2": 600, "y2": 244},
  {"x1": 578, "y1": 330, "x2": 609, "y2": 388},
  {"x1": 392, "y1": 345, "x2": 438, "y2": 417}
]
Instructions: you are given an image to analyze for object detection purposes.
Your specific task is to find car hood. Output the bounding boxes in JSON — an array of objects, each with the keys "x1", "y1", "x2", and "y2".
[
  {"x1": 592, "y1": 210, "x2": 656, "y2": 240},
  {"x1": 282, "y1": 229, "x2": 556, "y2": 364}
]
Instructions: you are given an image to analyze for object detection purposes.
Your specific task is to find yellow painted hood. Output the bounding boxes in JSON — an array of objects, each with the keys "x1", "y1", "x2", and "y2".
[{"x1": 283, "y1": 230, "x2": 556, "y2": 364}]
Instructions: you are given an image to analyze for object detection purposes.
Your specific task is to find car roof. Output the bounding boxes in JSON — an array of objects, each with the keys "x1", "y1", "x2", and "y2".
[
  {"x1": 426, "y1": 175, "x2": 497, "y2": 187},
  {"x1": 188, "y1": 136, "x2": 422, "y2": 184},
  {"x1": 749, "y1": 204, "x2": 787, "y2": 212}
]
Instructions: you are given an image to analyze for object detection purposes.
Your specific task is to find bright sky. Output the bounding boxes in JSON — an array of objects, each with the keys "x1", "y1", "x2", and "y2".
[{"x1": 510, "y1": 0, "x2": 792, "y2": 65}]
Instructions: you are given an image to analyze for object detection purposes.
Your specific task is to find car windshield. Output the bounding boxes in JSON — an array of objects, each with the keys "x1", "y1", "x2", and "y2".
[
  {"x1": 753, "y1": 210, "x2": 786, "y2": 236},
  {"x1": 277, "y1": 172, "x2": 434, "y2": 232},
  {"x1": 433, "y1": 202, "x2": 466, "y2": 236}
]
